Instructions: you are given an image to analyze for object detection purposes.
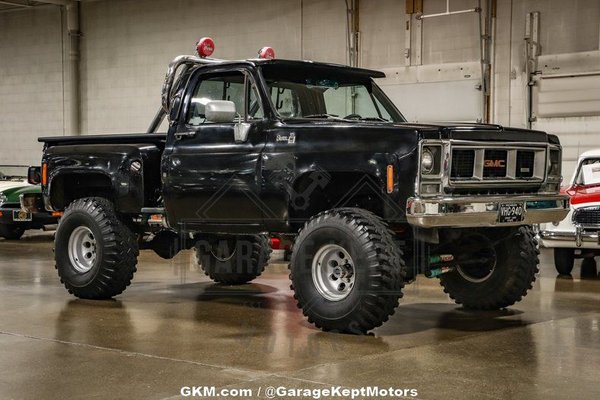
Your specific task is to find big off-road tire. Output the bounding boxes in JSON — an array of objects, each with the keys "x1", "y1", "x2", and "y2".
[
  {"x1": 289, "y1": 208, "x2": 406, "y2": 334},
  {"x1": 54, "y1": 197, "x2": 138, "y2": 299},
  {"x1": 554, "y1": 248, "x2": 575, "y2": 275},
  {"x1": 0, "y1": 224, "x2": 25, "y2": 240},
  {"x1": 195, "y1": 235, "x2": 271, "y2": 285},
  {"x1": 439, "y1": 226, "x2": 539, "y2": 310}
]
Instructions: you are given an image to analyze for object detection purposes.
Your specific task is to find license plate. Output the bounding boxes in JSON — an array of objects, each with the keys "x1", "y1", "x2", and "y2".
[
  {"x1": 12, "y1": 210, "x2": 32, "y2": 222},
  {"x1": 498, "y1": 203, "x2": 525, "y2": 223}
]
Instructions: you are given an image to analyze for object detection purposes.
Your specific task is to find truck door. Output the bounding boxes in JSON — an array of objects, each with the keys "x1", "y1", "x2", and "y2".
[{"x1": 162, "y1": 69, "x2": 268, "y2": 232}]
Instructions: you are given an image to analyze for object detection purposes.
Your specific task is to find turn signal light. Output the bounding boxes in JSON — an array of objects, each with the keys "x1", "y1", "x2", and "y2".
[
  {"x1": 41, "y1": 163, "x2": 48, "y2": 186},
  {"x1": 387, "y1": 165, "x2": 394, "y2": 193}
]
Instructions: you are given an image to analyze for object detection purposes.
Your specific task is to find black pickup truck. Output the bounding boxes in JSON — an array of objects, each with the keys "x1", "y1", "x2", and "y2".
[{"x1": 27, "y1": 40, "x2": 569, "y2": 333}]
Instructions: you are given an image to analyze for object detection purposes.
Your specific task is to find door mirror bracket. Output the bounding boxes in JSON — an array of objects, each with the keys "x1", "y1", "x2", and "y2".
[{"x1": 234, "y1": 121, "x2": 251, "y2": 143}]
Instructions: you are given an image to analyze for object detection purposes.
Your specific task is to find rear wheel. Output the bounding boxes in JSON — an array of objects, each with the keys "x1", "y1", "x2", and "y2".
[
  {"x1": 195, "y1": 235, "x2": 271, "y2": 284},
  {"x1": 290, "y1": 208, "x2": 406, "y2": 334},
  {"x1": 439, "y1": 226, "x2": 539, "y2": 310},
  {"x1": 554, "y1": 248, "x2": 575, "y2": 275},
  {"x1": 0, "y1": 224, "x2": 25, "y2": 240},
  {"x1": 55, "y1": 197, "x2": 138, "y2": 299}
]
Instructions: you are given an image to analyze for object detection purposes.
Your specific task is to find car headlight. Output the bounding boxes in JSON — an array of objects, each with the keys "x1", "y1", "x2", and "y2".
[
  {"x1": 0, "y1": 193, "x2": 6, "y2": 207},
  {"x1": 422, "y1": 149, "x2": 434, "y2": 174},
  {"x1": 421, "y1": 145, "x2": 442, "y2": 175}
]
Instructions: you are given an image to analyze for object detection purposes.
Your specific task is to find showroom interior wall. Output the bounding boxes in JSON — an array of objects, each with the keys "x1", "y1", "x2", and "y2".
[{"x1": 0, "y1": 0, "x2": 599, "y2": 178}]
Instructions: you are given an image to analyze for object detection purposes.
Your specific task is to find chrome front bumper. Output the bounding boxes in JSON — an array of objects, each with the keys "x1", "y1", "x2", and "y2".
[
  {"x1": 539, "y1": 227, "x2": 600, "y2": 249},
  {"x1": 406, "y1": 194, "x2": 569, "y2": 228}
]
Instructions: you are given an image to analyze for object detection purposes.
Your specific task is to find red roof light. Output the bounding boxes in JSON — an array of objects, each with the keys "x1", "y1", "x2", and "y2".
[
  {"x1": 258, "y1": 47, "x2": 275, "y2": 59},
  {"x1": 196, "y1": 37, "x2": 215, "y2": 58}
]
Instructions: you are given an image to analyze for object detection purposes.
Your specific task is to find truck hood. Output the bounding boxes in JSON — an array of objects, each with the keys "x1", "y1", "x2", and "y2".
[{"x1": 282, "y1": 120, "x2": 553, "y2": 143}]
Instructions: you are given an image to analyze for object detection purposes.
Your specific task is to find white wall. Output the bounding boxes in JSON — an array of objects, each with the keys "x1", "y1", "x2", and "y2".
[
  {"x1": 493, "y1": 0, "x2": 600, "y2": 179},
  {"x1": 0, "y1": 6, "x2": 63, "y2": 168}
]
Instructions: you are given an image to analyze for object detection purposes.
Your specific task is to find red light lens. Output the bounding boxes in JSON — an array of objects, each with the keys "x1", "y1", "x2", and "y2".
[
  {"x1": 196, "y1": 37, "x2": 215, "y2": 58},
  {"x1": 258, "y1": 47, "x2": 275, "y2": 59},
  {"x1": 270, "y1": 237, "x2": 281, "y2": 250}
]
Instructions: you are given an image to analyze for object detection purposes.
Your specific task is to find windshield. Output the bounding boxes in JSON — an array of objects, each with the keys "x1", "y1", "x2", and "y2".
[
  {"x1": 576, "y1": 158, "x2": 600, "y2": 186},
  {"x1": 259, "y1": 65, "x2": 404, "y2": 122}
]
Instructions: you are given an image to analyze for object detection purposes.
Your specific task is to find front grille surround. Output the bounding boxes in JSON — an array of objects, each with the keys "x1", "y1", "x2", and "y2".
[
  {"x1": 573, "y1": 206, "x2": 600, "y2": 227},
  {"x1": 417, "y1": 140, "x2": 559, "y2": 198}
]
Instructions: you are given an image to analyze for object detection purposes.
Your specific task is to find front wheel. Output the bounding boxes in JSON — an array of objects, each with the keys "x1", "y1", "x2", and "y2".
[
  {"x1": 55, "y1": 197, "x2": 138, "y2": 299},
  {"x1": 554, "y1": 248, "x2": 575, "y2": 275},
  {"x1": 439, "y1": 226, "x2": 539, "y2": 310},
  {"x1": 290, "y1": 208, "x2": 406, "y2": 334},
  {"x1": 0, "y1": 224, "x2": 25, "y2": 240}
]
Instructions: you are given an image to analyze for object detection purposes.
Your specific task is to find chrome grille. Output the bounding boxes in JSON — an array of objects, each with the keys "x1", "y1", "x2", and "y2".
[
  {"x1": 450, "y1": 150, "x2": 475, "y2": 178},
  {"x1": 449, "y1": 144, "x2": 546, "y2": 185},
  {"x1": 573, "y1": 206, "x2": 600, "y2": 226}
]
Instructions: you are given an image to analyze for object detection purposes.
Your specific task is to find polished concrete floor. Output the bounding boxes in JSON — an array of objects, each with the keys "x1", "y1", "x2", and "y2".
[{"x1": 0, "y1": 232, "x2": 599, "y2": 400}]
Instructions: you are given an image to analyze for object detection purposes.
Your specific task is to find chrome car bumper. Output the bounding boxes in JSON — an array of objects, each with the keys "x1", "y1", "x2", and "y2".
[
  {"x1": 539, "y1": 226, "x2": 600, "y2": 249},
  {"x1": 406, "y1": 194, "x2": 569, "y2": 228}
]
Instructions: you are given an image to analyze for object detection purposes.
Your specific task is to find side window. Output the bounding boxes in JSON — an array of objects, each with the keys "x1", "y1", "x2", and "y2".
[
  {"x1": 188, "y1": 72, "x2": 264, "y2": 126},
  {"x1": 269, "y1": 86, "x2": 301, "y2": 118}
]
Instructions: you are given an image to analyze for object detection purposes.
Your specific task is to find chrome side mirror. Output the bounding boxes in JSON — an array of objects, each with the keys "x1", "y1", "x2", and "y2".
[{"x1": 205, "y1": 100, "x2": 236, "y2": 123}]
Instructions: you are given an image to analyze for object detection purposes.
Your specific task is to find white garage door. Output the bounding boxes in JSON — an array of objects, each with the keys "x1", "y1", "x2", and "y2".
[{"x1": 533, "y1": 72, "x2": 600, "y2": 180}]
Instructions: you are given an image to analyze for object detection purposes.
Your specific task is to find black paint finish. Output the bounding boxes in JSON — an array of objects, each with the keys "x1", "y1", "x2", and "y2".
[{"x1": 37, "y1": 59, "x2": 559, "y2": 235}]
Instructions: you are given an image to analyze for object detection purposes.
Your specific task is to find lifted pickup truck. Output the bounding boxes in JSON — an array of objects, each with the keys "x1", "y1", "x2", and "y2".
[{"x1": 28, "y1": 39, "x2": 569, "y2": 333}]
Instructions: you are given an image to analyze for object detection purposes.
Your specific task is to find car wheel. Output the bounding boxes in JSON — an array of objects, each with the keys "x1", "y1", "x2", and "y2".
[
  {"x1": 554, "y1": 248, "x2": 575, "y2": 275},
  {"x1": 0, "y1": 224, "x2": 25, "y2": 240},
  {"x1": 439, "y1": 226, "x2": 539, "y2": 310},
  {"x1": 55, "y1": 197, "x2": 138, "y2": 299},
  {"x1": 195, "y1": 234, "x2": 271, "y2": 284},
  {"x1": 289, "y1": 208, "x2": 406, "y2": 334}
]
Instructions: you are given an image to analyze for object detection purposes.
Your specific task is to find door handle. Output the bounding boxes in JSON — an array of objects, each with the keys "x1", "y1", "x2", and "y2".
[{"x1": 174, "y1": 131, "x2": 196, "y2": 139}]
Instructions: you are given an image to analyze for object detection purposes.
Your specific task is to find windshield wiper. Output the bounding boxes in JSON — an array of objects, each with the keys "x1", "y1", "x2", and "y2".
[
  {"x1": 359, "y1": 117, "x2": 391, "y2": 122},
  {"x1": 301, "y1": 114, "x2": 343, "y2": 119}
]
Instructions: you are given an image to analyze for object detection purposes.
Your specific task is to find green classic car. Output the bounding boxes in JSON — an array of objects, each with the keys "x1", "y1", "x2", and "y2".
[{"x1": 0, "y1": 175, "x2": 58, "y2": 240}]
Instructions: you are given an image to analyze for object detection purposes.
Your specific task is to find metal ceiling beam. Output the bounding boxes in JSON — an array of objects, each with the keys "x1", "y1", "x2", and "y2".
[
  {"x1": 33, "y1": 0, "x2": 81, "y2": 5},
  {"x1": 0, "y1": 0, "x2": 33, "y2": 7}
]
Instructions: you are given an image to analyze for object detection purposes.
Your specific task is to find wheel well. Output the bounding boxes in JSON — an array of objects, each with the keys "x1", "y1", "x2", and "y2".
[
  {"x1": 50, "y1": 173, "x2": 113, "y2": 210},
  {"x1": 288, "y1": 171, "x2": 385, "y2": 230}
]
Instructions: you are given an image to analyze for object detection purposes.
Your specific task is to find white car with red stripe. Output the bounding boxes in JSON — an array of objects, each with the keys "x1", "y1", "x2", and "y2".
[{"x1": 539, "y1": 149, "x2": 600, "y2": 274}]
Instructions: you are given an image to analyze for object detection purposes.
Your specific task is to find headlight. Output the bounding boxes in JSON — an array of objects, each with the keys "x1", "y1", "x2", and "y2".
[
  {"x1": 0, "y1": 193, "x2": 6, "y2": 207},
  {"x1": 421, "y1": 148, "x2": 434, "y2": 174},
  {"x1": 421, "y1": 145, "x2": 442, "y2": 175}
]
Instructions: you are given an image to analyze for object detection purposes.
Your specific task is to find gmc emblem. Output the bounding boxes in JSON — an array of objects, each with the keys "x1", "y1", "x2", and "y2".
[{"x1": 484, "y1": 159, "x2": 506, "y2": 168}]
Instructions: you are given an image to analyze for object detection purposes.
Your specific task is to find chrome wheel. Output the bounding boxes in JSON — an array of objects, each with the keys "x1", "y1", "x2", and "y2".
[
  {"x1": 68, "y1": 226, "x2": 97, "y2": 273},
  {"x1": 312, "y1": 244, "x2": 356, "y2": 301}
]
